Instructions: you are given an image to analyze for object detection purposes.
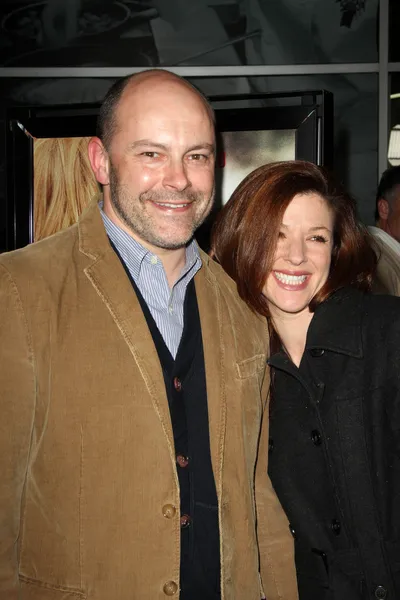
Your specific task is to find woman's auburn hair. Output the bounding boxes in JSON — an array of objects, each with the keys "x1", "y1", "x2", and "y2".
[{"x1": 210, "y1": 160, "x2": 377, "y2": 317}]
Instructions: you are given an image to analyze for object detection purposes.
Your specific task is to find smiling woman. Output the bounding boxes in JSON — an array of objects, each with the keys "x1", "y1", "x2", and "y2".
[
  {"x1": 211, "y1": 160, "x2": 375, "y2": 327},
  {"x1": 210, "y1": 160, "x2": 400, "y2": 600},
  {"x1": 263, "y1": 192, "x2": 334, "y2": 333}
]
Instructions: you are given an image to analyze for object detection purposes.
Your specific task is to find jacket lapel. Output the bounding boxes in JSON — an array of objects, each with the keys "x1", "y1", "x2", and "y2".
[
  {"x1": 195, "y1": 254, "x2": 226, "y2": 498},
  {"x1": 78, "y1": 201, "x2": 175, "y2": 450}
]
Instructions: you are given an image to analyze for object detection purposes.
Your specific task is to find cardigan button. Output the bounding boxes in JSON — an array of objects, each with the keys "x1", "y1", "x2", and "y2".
[
  {"x1": 374, "y1": 586, "x2": 387, "y2": 599},
  {"x1": 162, "y1": 504, "x2": 176, "y2": 519},
  {"x1": 310, "y1": 348, "x2": 325, "y2": 357},
  {"x1": 176, "y1": 454, "x2": 189, "y2": 468},
  {"x1": 163, "y1": 580, "x2": 178, "y2": 596},
  {"x1": 180, "y1": 514, "x2": 192, "y2": 528},
  {"x1": 173, "y1": 376, "x2": 182, "y2": 392}
]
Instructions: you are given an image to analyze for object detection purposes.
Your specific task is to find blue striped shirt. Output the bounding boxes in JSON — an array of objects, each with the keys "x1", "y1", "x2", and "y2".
[{"x1": 100, "y1": 206, "x2": 202, "y2": 358}]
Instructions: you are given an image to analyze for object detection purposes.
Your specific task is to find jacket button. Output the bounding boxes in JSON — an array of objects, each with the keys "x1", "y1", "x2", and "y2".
[
  {"x1": 268, "y1": 439, "x2": 274, "y2": 452},
  {"x1": 173, "y1": 376, "x2": 182, "y2": 391},
  {"x1": 163, "y1": 580, "x2": 178, "y2": 596},
  {"x1": 176, "y1": 454, "x2": 189, "y2": 468},
  {"x1": 162, "y1": 504, "x2": 176, "y2": 519},
  {"x1": 310, "y1": 348, "x2": 325, "y2": 357},
  {"x1": 180, "y1": 514, "x2": 192, "y2": 528},
  {"x1": 331, "y1": 519, "x2": 341, "y2": 535},
  {"x1": 311, "y1": 430, "x2": 322, "y2": 446},
  {"x1": 374, "y1": 586, "x2": 387, "y2": 599}
]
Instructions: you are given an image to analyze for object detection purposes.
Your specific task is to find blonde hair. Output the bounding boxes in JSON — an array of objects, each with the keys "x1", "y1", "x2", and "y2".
[{"x1": 34, "y1": 137, "x2": 100, "y2": 241}]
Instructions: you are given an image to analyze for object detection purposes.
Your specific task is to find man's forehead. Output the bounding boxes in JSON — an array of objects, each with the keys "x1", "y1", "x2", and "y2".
[
  {"x1": 119, "y1": 77, "x2": 211, "y2": 118},
  {"x1": 116, "y1": 97, "x2": 214, "y2": 137}
]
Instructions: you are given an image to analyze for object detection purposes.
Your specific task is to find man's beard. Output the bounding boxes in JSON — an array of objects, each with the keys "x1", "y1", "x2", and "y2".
[{"x1": 109, "y1": 164, "x2": 214, "y2": 250}]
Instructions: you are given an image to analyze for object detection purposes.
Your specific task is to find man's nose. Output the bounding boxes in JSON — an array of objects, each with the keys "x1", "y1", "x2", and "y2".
[{"x1": 162, "y1": 160, "x2": 190, "y2": 192}]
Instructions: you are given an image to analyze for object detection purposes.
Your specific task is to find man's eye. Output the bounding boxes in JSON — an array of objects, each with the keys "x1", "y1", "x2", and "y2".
[
  {"x1": 141, "y1": 151, "x2": 159, "y2": 158},
  {"x1": 188, "y1": 154, "x2": 207, "y2": 161}
]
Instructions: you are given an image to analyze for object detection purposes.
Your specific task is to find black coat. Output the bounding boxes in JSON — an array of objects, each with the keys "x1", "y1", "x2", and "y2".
[{"x1": 268, "y1": 287, "x2": 400, "y2": 600}]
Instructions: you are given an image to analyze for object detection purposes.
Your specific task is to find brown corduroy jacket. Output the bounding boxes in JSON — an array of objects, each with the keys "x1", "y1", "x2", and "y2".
[{"x1": 0, "y1": 201, "x2": 298, "y2": 600}]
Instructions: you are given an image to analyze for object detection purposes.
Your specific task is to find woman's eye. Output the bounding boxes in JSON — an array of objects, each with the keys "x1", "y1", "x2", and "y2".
[
  {"x1": 310, "y1": 235, "x2": 328, "y2": 243},
  {"x1": 278, "y1": 231, "x2": 286, "y2": 239}
]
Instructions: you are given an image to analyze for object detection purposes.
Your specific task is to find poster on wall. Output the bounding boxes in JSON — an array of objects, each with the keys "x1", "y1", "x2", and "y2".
[{"x1": 33, "y1": 136, "x2": 99, "y2": 241}]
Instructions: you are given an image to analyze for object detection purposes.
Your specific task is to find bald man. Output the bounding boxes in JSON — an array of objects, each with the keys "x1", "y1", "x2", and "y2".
[{"x1": 0, "y1": 70, "x2": 298, "y2": 600}]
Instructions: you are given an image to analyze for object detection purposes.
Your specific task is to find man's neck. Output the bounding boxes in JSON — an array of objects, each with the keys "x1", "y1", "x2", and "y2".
[
  {"x1": 155, "y1": 247, "x2": 187, "y2": 289},
  {"x1": 376, "y1": 219, "x2": 400, "y2": 243},
  {"x1": 102, "y1": 199, "x2": 187, "y2": 288},
  {"x1": 376, "y1": 219, "x2": 389, "y2": 234}
]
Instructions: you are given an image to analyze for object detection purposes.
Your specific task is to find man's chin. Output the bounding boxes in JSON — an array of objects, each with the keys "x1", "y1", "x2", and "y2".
[
  {"x1": 146, "y1": 226, "x2": 199, "y2": 250},
  {"x1": 153, "y1": 236, "x2": 194, "y2": 251}
]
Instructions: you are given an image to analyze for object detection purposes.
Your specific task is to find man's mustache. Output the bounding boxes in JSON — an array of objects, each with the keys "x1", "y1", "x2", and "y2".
[{"x1": 139, "y1": 190, "x2": 204, "y2": 203}]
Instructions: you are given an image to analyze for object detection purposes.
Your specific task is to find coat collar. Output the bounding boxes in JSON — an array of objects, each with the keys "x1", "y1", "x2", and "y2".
[
  {"x1": 305, "y1": 287, "x2": 364, "y2": 358},
  {"x1": 78, "y1": 198, "x2": 111, "y2": 261},
  {"x1": 269, "y1": 287, "x2": 365, "y2": 371}
]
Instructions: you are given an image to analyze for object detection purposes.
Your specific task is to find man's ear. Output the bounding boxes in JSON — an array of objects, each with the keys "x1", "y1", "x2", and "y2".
[
  {"x1": 88, "y1": 137, "x2": 110, "y2": 185},
  {"x1": 377, "y1": 198, "x2": 390, "y2": 221}
]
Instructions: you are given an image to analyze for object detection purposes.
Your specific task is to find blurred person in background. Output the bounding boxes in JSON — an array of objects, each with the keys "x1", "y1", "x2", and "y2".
[{"x1": 369, "y1": 165, "x2": 400, "y2": 295}]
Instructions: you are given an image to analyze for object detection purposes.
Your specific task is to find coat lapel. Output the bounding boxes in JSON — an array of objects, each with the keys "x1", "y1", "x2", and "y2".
[
  {"x1": 77, "y1": 201, "x2": 175, "y2": 451},
  {"x1": 195, "y1": 254, "x2": 226, "y2": 498}
]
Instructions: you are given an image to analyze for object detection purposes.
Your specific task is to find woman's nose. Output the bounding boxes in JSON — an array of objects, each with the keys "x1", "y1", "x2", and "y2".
[{"x1": 285, "y1": 237, "x2": 306, "y2": 265}]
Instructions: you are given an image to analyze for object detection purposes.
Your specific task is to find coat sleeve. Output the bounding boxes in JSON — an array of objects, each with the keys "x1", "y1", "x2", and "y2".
[
  {"x1": 255, "y1": 367, "x2": 299, "y2": 600},
  {"x1": 0, "y1": 264, "x2": 35, "y2": 598}
]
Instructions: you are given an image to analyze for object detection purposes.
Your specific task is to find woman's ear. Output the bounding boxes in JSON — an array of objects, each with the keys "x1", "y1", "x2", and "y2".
[{"x1": 88, "y1": 137, "x2": 110, "y2": 185}]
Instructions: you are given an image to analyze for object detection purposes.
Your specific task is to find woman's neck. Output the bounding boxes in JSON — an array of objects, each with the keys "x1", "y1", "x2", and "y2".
[{"x1": 271, "y1": 308, "x2": 313, "y2": 367}]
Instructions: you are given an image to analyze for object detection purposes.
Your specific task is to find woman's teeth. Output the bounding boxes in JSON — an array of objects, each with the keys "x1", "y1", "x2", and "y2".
[{"x1": 275, "y1": 272, "x2": 307, "y2": 285}]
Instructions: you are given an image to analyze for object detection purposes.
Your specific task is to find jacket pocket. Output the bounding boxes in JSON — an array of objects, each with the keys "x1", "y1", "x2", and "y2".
[
  {"x1": 235, "y1": 354, "x2": 266, "y2": 379},
  {"x1": 233, "y1": 355, "x2": 265, "y2": 458},
  {"x1": 19, "y1": 576, "x2": 86, "y2": 599}
]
